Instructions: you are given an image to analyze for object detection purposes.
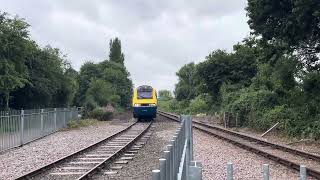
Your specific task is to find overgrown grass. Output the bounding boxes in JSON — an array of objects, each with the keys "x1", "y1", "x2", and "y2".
[{"x1": 67, "y1": 119, "x2": 99, "y2": 129}]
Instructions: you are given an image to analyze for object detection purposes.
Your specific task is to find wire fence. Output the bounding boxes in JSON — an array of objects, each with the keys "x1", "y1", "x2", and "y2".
[{"x1": 0, "y1": 107, "x2": 79, "y2": 152}]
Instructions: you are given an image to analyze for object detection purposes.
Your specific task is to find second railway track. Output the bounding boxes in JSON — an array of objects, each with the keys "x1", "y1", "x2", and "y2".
[
  {"x1": 16, "y1": 121, "x2": 153, "y2": 180},
  {"x1": 158, "y1": 110, "x2": 320, "y2": 179}
]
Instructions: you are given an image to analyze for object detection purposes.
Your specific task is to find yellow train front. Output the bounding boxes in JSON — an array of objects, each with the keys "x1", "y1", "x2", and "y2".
[{"x1": 132, "y1": 85, "x2": 157, "y2": 120}]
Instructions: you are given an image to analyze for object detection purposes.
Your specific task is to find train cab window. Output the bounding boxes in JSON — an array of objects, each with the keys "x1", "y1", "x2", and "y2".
[{"x1": 137, "y1": 86, "x2": 153, "y2": 99}]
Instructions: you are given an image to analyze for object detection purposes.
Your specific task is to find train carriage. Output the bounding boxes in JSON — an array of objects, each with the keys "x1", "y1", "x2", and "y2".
[{"x1": 132, "y1": 85, "x2": 157, "y2": 120}]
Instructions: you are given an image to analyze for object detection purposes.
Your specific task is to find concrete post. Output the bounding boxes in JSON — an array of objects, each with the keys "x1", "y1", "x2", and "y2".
[
  {"x1": 300, "y1": 165, "x2": 307, "y2": 180},
  {"x1": 227, "y1": 162, "x2": 233, "y2": 180},
  {"x1": 263, "y1": 164, "x2": 269, "y2": 180}
]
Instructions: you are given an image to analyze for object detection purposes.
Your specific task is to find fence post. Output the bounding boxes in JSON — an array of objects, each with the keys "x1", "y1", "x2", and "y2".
[
  {"x1": 167, "y1": 144, "x2": 173, "y2": 180},
  {"x1": 300, "y1": 165, "x2": 307, "y2": 180},
  {"x1": 159, "y1": 158, "x2": 166, "y2": 180},
  {"x1": 223, "y1": 112, "x2": 226, "y2": 128},
  {"x1": 20, "y1": 110, "x2": 24, "y2": 146},
  {"x1": 189, "y1": 115, "x2": 193, "y2": 161},
  {"x1": 263, "y1": 164, "x2": 269, "y2": 180},
  {"x1": 164, "y1": 151, "x2": 170, "y2": 180},
  {"x1": 40, "y1": 109, "x2": 44, "y2": 135},
  {"x1": 54, "y1": 108, "x2": 57, "y2": 130},
  {"x1": 171, "y1": 138, "x2": 177, "y2": 179},
  {"x1": 63, "y1": 108, "x2": 66, "y2": 127},
  {"x1": 227, "y1": 162, "x2": 233, "y2": 180},
  {"x1": 152, "y1": 169, "x2": 160, "y2": 180},
  {"x1": 235, "y1": 113, "x2": 238, "y2": 127},
  {"x1": 189, "y1": 161, "x2": 203, "y2": 180}
]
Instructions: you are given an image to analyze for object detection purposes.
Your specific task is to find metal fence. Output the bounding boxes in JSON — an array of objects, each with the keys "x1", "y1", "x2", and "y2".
[
  {"x1": 0, "y1": 107, "x2": 79, "y2": 152},
  {"x1": 152, "y1": 115, "x2": 203, "y2": 180}
]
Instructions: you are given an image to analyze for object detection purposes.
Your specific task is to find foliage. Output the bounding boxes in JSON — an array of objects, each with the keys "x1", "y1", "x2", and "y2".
[
  {"x1": 88, "y1": 108, "x2": 113, "y2": 121},
  {"x1": 67, "y1": 119, "x2": 99, "y2": 129},
  {"x1": 158, "y1": 90, "x2": 173, "y2": 101},
  {"x1": 0, "y1": 12, "x2": 30, "y2": 109},
  {"x1": 187, "y1": 95, "x2": 209, "y2": 114},
  {"x1": 174, "y1": 63, "x2": 200, "y2": 101},
  {"x1": 85, "y1": 79, "x2": 115, "y2": 109},
  {"x1": 77, "y1": 37, "x2": 133, "y2": 117},
  {"x1": 109, "y1": 37, "x2": 125, "y2": 65},
  {"x1": 246, "y1": 0, "x2": 320, "y2": 71},
  {"x1": 74, "y1": 62, "x2": 102, "y2": 106},
  {"x1": 0, "y1": 12, "x2": 77, "y2": 110},
  {"x1": 0, "y1": 12, "x2": 132, "y2": 114}
]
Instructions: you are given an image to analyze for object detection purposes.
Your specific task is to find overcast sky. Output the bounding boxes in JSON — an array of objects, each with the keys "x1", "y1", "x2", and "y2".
[{"x1": 1, "y1": 0, "x2": 250, "y2": 91}]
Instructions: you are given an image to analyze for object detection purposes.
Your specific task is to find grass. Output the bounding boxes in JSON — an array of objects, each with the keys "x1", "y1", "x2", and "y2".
[{"x1": 67, "y1": 119, "x2": 100, "y2": 129}]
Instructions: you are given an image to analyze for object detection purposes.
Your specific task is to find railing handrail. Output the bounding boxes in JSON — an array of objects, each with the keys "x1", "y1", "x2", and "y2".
[{"x1": 0, "y1": 107, "x2": 80, "y2": 153}]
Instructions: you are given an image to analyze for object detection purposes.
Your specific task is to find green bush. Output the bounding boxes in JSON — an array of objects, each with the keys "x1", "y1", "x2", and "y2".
[
  {"x1": 187, "y1": 95, "x2": 209, "y2": 114},
  {"x1": 89, "y1": 108, "x2": 113, "y2": 121},
  {"x1": 67, "y1": 119, "x2": 99, "y2": 129}
]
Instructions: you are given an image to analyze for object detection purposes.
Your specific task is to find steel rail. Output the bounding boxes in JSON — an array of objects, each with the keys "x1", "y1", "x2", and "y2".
[
  {"x1": 77, "y1": 121, "x2": 153, "y2": 179},
  {"x1": 157, "y1": 110, "x2": 320, "y2": 179},
  {"x1": 15, "y1": 121, "x2": 140, "y2": 180}
]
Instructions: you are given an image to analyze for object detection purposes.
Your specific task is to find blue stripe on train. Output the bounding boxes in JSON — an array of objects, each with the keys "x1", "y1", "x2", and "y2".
[{"x1": 133, "y1": 106, "x2": 157, "y2": 118}]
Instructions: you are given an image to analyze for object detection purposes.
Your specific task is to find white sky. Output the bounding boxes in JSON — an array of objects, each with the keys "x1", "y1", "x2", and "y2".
[{"x1": 0, "y1": 0, "x2": 250, "y2": 91}]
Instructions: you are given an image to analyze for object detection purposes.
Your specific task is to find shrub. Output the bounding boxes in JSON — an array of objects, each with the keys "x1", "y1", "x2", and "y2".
[
  {"x1": 187, "y1": 95, "x2": 209, "y2": 114},
  {"x1": 67, "y1": 119, "x2": 99, "y2": 129},
  {"x1": 89, "y1": 108, "x2": 113, "y2": 121}
]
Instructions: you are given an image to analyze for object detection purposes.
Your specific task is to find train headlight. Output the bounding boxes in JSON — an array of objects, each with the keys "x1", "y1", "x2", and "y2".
[
  {"x1": 149, "y1": 103, "x2": 156, "y2": 106},
  {"x1": 134, "y1": 104, "x2": 141, "y2": 107}
]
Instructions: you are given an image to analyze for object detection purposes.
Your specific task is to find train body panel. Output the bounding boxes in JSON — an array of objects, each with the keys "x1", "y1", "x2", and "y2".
[{"x1": 132, "y1": 85, "x2": 157, "y2": 120}]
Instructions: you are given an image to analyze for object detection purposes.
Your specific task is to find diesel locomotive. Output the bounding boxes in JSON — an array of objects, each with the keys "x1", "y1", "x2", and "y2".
[{"x1": 132, "y1": 85, "x2": 157, "y2": 120}]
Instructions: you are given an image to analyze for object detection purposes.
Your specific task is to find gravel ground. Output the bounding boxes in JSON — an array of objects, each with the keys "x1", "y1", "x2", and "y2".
[
  {"x1": 235, "y1": 127, "x2": 320, "y2": 156},
  {"x1": 0, "y1": 119, "x2": 134, "y2": 180},
  {"x1": 95, "y1": 115, "x2": 180, "y2": 180},
  {"x1": 195, "y1": 116, "x2": 320, "y2": 157},
  {"x1": 193, "y1": 129, "x2": 309, "y2": 180}
]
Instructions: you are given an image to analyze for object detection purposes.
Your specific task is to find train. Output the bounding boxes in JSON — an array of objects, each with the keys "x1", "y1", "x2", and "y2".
[{"x1": 132, "y1": 85, "x2": 157, "y2": 120}]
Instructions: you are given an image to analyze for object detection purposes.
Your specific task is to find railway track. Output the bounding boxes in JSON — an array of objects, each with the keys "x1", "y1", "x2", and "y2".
[
  {"x1": 15, "y1": 121, "x2": 153, "y2": 180},
  {"x1": 158, "y1": 110, "x2": 320, "y2": 179}
]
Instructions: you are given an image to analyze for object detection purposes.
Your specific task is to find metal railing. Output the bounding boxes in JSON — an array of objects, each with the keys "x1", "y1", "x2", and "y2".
[
  {"x1": 152, "y1": 115, "x2": 202, "y2": 180},
  {"x1": 0, "y1": 107, "x2": 79, "y2": 152}
]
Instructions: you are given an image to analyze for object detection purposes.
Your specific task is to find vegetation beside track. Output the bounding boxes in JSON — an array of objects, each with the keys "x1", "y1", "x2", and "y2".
[
  {"x1": 67, "y1": 119, "x2": 100, "y2": 129},
  {"x1": 159, "y1": 1, "x2": 320, "y2": 139}
]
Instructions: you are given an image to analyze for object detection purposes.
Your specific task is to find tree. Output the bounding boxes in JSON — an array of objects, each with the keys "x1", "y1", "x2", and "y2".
[
  {"x1": 246, "y1": 0, "x2": 320, "y2": 71},
  {"x1": 174, "y1": 63, "x2": 199, "y2": 101},
  {"x1": 0, "y1": 60, "x2": 28, "y2": 109},
  {"x1": 11, "y1": 45, "x2": 78, "y2": 109},
  {"x1": 102, "y1": 61, "x2": 133, "y2": 107},
  {"x1": 0, "y1": 12, "x2": 30, "y2": 109},
  {"x1": 74, "y1": 62, "x2": 102, "y2": 106},
  {"x1": 85, "y1": 79, "x2": 115, "y2": 110},
  {"x1": 158, "y1": 90, "x2": 173, "y2": 101},
  {"x1": 109, "y1": 37, "x2": 125, "y2": 64},
  {"x1": 76, "y1": 37, "x2": 133, "y2": 108}
]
